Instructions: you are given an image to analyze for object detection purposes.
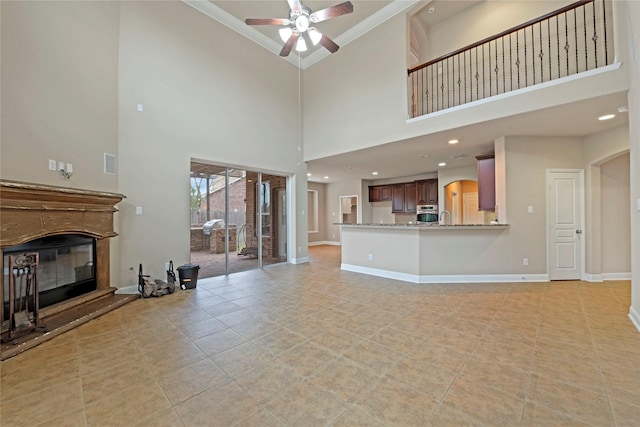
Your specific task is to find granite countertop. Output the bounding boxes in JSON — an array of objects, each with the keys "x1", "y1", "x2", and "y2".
[{"x1": 338, "y1": 223, "x2": 509, "y2": 229}]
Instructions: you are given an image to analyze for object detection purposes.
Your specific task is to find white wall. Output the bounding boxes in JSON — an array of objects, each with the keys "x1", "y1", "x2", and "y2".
[
  {"x1": 623, "y1": 0, "x2": 640, "y2": 329},
  {"x1": 583, "y1": 125, "x2": 631, "y2": 277},
  {"x1": 116, "y1": 1, "x2": 305, "y2": 282},
  {"x1": 1, "y1": 1, "x2": 120, "y2": 192},
  {"x1": 423, "y1": 1, "x2": 573, "y2": 61},
  {"x1": 601, "y1": 153, "x2": 631, "y2": 275}
]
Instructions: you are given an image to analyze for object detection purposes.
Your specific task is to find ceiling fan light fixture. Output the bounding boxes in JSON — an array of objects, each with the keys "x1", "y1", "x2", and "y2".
[
  {"x1": 308, "y1": 28, "x2": 322, "y2": 45},
  {"x1": 279, "y1": 27, "x2": 293, "y2": 43},
  {"x1": 295, "y1": 14, "x2": 310, "y2": 32},
  {"x1": 296, "y1": 36, "x2": 308, "y2": 52}
]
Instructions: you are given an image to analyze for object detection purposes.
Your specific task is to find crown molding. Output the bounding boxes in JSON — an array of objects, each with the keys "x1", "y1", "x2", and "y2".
[{"x1": 183, "y1": 0, "x2": 421, "y2": 69}]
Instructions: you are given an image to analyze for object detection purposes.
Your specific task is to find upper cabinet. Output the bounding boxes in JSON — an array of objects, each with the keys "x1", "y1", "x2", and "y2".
[
  {"x1": 476, "y1": 155, "x2": 496, "y2": 211},
  {"x1": 416, "y1": 179, "x2": 438, "y2": 205},
  {"x1": 392, "y1": 183, "x2": 417, "y2": 213},
  {"x1": 369, "y1": 185, "x2": 391, "y2": 202}
]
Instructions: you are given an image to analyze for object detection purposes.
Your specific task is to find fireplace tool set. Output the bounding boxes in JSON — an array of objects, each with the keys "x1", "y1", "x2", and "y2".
[{"x1": 2, "y1": 252, "x2": 47, "y2": 343}]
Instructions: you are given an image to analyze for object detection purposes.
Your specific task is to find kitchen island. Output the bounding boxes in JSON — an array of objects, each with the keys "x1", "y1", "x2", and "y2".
[{"x1": 339, "y1": 223, "x2": 545, "y2": 283}]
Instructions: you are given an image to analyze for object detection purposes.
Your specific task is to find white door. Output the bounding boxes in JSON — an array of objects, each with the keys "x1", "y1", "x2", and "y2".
[
  {"x1": 547, "y1": 170, "x2": 583, "y2": 280},
  {"x1": 463, "y1": 192, "x2": 484, "y2": 224}
]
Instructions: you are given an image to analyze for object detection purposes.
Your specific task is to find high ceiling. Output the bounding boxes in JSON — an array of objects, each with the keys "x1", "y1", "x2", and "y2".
[{"x1": 185, "y1": 1, "x2": 629, "y2": 184}]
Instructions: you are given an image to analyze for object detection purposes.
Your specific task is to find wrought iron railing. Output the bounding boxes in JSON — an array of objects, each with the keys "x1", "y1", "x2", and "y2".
[{"x1": 408, "y1": 0, "x2": 613, "y2": 118}]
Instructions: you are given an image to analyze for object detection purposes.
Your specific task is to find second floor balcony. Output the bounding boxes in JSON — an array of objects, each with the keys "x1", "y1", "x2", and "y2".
[{"x1": 408, "y1": 0, "x2": 614, "y2": 119}]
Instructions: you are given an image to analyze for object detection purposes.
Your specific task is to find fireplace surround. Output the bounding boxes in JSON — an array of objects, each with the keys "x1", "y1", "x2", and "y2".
[{"x1": 0, "y1": 180, "x2": 126, "y2": 337}]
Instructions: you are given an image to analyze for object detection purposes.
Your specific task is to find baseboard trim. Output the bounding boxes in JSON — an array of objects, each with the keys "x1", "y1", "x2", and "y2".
[
  {"x1": 290, "y1": 256, "x2": 310, "y2": 264},
  {"x1": 629, "y1": 306, "x2": 640, "y2": 333},
  {"x1": 601, "y1": 272, "x2": 632, "y2": 281},
  {"x1": 340, "y1": 264, "x2": 549, "y2": 284},
  {"x1": 309, "y1": 241, "x2": 341, "y2": 246},
  {"x1": 583, "y1": 273, "x2": 603, "y2": 282}
]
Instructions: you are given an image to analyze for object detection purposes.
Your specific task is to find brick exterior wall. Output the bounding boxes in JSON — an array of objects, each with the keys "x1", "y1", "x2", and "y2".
[
  {"x1": 191, "y1": 172, "x2": 286, "y2": 260},
  {"x1": 190, "y1": 226, "x2": 237, "y2": 253}
]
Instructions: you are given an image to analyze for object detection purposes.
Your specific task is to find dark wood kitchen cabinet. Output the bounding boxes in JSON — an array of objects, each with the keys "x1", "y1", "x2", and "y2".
[
  {"x1": 476, "y1": 155, "x2": 496, "y2": 211},
  {"x1": 392, "y1": 183, "x2": 416, "y2": 213},
  {"x1": 368, "y1": 185, "x2": 391, "y2": 202},
  {"x1": 404, "y1": 182, "x2": 416, "y2": 212},
  {"x1": 416, "y1": 179, "x2": 438, "y2": 204}
]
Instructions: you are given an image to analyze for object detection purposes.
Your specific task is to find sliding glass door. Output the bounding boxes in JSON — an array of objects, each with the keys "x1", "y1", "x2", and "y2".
[{"x1": 190, "y1": 162, "x2": 288, "y2": 278}]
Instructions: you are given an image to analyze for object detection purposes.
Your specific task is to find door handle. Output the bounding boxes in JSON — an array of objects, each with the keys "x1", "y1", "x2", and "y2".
[{"x1": 576, "y1": 229, "x2": 582, "y2": 234}]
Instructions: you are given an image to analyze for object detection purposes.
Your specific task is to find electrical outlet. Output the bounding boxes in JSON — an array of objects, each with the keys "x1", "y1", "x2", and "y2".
[
  {"x1": 523, "y1": 257, "x2": 529, "y2": 266},
  {"x1": 136, "y1": 206, "x2": 142, "y2": 215},
  {"x1": 165, "y1": 262, "x2": 170, "y2": 270},
  {"x1": 527, "y1": 205, "x2": 533, "y2": 213},
  {"x1": 368, "y1": 253, "x2": 373, "y2": 261}
]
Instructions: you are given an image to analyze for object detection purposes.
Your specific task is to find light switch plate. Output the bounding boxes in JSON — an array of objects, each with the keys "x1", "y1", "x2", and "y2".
[
  {"x1": 636, "y1": 198, "x2": 640, "y2": 211},
  {"x1": 136, "y1": 207, "x2": 143, "y2": 215},
  {"x1": 48, "y1": 159, "x2": 57, "y2": 171},
  {"x1": 527, "y1": 205, "x2": 533, "y2": 213}
]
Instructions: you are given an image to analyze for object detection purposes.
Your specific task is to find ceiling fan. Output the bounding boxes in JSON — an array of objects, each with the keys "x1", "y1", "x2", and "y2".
[{"x1": 245, "y1": 0, "x2": 354, "y2": 57}]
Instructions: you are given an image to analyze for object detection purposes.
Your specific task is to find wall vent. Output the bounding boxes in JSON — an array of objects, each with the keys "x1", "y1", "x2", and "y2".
[{"x1": 104, "y1": 153, "x2": 116, "y2": 175}]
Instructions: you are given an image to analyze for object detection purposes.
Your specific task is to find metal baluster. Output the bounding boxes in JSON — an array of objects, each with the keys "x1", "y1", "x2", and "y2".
[
  {"x1": 531, "y1": 25, "x2": 536, "y2": 85},
  {"x1": 516, "y1": 31, "x2": 521, "y2": 89},
  {"x1": 539, "y1": 21, "x2": 544, "y2": 83},
  {"x1": 574, "y1": 8, "x2": 579, "y2": 75},
  {"x1": 524, "y1": 28, "x2": 528, "y2": 86},
  {"x1": 509, "y1": 33, "x2": 513, "y2": 91},
  {"x1": 583, "y1": 4, "x2": 588, "y2": 70},
  {"x1": 430, "y1": 65, "x2": 434, "y2": 113},
  {"x1": 565, "y1": 12, "x2": 569, "y2": 77},
  {"x1": 548, "y1": 19, "x2": 552, "y2": 81},
  {"x1": 457, "y1": 54, "x2": 461, "y2": 106},
  {"x1": 603, "y1": 0, "x2": 608, "y2": 65},
  {"x1": 482, "y1": 44, "x2": 485, "y2": 99},
  {"x1": 592, "y1": 0, "x2": 598, "y2": 68},
  {"x1": 419, "y1": 66, "x2": 423, "y2": 116},
  {"x1": 494, "y1": 39, "x2": 498, "y2": 95},
  {"x1": 502, "y1": 36, "x2": 506, "y2": 94},
  {"x1": 488, "y1": 42, "x2": 492, "y2": 96},
  {"x1": 475, "y1": 47, "x2": 479, "y2": 100},
  {"x1": 464, "y1": 50, "x2": 467, "y2": 104}
]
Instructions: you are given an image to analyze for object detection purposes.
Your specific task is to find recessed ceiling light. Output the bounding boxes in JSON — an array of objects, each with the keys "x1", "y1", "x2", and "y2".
[
  {"x1": 428, "y1": 7, "x2": 436, "y2": 14},
  {"x1": 448, "y1": 139, "x2": 459, "y2": 144},
  {"x1": 418, "y1": 154, "x2": 428, "y2": 158},
  {"x1": 306, "y1": 173, "x2": 312, "y2": 177},
  {"x1": 451, "y1": 154, "x2": 466, "y2": 159},
  {"x1": 324, "y1": 176, "x2": 329, "y2": 179},
  {"x1": 438, "y1": 162, "x2": 446, "y2": 167},
  {"x1": 372, "y1": 171, "x2": 379, "y2": 175},
  {"x1": 598, "y1": 114, "x2": 615, "y2": 121},
  {"x1": 618, "y1": 106, "x2": 629, "y2": 113}
]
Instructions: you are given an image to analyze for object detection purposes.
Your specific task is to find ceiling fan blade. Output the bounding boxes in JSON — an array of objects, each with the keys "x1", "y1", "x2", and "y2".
[
  {"x1": 319, "y1": 34, "x2": 340, "y2": 53},
  {"x1": 311, "y1": 1, "x2": 354, "y2": 23},
  {"x1": 280, "y1": 33, "x2": 299, "y2": 57},
  {"x1": 245, "y1": 18, "x2": 290, "y2": 26},
  {"x1": 288, "y1": 0, "x2": 302, "y2": 12}
]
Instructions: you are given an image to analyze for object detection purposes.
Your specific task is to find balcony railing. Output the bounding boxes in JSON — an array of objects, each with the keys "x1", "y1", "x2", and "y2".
[{"x1": 408, "y1": 0, "x2": 613, "y2": 119}]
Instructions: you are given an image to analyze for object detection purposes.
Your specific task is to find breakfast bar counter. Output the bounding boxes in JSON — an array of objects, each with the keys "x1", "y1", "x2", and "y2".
[{"x1": 337, "y1": 223, "x2": 542, "y2": 284}]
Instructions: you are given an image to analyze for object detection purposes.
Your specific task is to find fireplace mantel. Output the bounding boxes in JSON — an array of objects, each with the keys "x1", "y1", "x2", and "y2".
[
  {"x1": 1, "y1": 180, "x2": 126, "y2": 329},
  {"x1": 0, "y1": 180, "x2": 125, "y2": 247}
]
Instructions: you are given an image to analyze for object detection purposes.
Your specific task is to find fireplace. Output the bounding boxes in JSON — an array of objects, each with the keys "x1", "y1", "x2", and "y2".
[
  {"x1": 3, "y1": 234, "x2": 98, "y2": 316},
  {"x1": 0, "y1": 180, "x2": 125, "y2": 336}
]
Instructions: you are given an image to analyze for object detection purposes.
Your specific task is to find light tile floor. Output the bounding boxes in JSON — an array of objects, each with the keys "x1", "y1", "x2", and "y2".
[{"x1": 1, "y1": 245, "x2": 639, "y2": 426}]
